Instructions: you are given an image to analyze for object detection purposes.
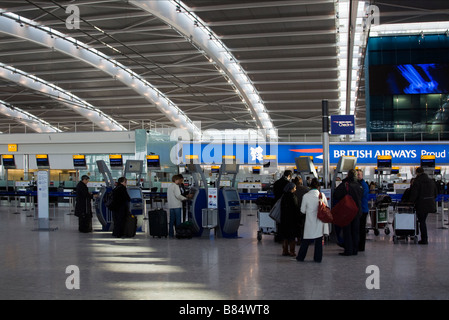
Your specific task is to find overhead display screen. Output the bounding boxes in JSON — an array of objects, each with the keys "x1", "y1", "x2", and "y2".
[
  {"x1": 146, "y1": 155, "x2": 160, "y2": 169},
  {"x1": 109, "y1": 154, "x2": 123, "y2": 167},
  {"x1": 2, "y1": 155, "x2": 15, "y2": 168},
  {"x1": 369, "y1": 63, "x2": 449, "y2": 95},
  {"x1": 73, "y1": 155, "x2": 86, "y2": 168},
  {"x1": 36, "y1": 154, "x2": 50, "y2": 167}
]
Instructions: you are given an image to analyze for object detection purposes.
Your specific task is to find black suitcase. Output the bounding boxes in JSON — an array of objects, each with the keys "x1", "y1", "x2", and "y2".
[
  {"x1": 123, "y1": 214, "x2": 137, "y2": 238},
  {"x1": 148, "y1": 209, "x2": 168, "y2": 238},
  {"x1": 175, "y1": 221, "x2": 194, "y2": 239}
]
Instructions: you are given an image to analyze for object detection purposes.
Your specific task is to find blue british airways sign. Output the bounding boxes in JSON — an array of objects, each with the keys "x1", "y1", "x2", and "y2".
[
  {"x1": 330, "y1": 115, "x2": 355, "y2": 135},
  {"x1": 180, "y1": 142, "x2": 449, "y2": 165}
]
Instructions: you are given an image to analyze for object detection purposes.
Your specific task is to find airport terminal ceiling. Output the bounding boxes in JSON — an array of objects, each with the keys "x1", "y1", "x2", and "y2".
[{"x1": 0, "y1": 1, "x2": 447, "y2": 141}]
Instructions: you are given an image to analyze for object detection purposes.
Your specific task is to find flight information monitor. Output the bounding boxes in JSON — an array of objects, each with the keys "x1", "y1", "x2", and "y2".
[
  {"x1": 2, "y1": 155, "x2": 15, "y2": 169},
  {"x1": 146, "y1": 155, "x2": 160, "y2": 169},
  {"x1": 73, "y1": 155, "x2": 87, "y2": 168},
  {"x1": 109, "y1": 154, "x2": 123, "y2": 167},
  {"x1": 36, "y1": 154, "x2": 50, "y2": 168}
]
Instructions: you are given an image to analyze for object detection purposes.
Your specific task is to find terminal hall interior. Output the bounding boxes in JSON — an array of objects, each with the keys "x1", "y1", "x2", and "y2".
[{"x1": 1, "y1": 0, "x2": 449, "y2": 302}]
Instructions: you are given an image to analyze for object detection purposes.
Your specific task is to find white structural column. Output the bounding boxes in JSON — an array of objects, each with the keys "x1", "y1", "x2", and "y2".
[
  {"x1": 0, "y1": 11, "x2": 200, "y2": 136},
  {"x1": 0, "y1": 100, "x2": 61, "y2": 133},
  {"x1": 130, "y1": 0, "x2": 278, "y2": 140}
]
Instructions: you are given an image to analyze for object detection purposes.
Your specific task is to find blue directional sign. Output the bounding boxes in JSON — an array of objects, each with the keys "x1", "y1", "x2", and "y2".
[{"x1": 330, "y1": 115, "x2": 355, "y2": 135}]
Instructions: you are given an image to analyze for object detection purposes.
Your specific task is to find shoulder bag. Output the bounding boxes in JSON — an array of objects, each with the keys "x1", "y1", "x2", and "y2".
[{"x1": 317, "y1": 192, "x2": 333, "y2": 223}]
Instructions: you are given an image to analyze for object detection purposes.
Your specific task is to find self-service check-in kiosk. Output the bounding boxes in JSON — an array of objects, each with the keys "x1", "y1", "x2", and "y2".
[
  {"x1": 124, "y1": 160, "x2": 144, "y2": 231},
  {"x1": 295, "y1": 156, "x2": 318, "y2": 185},
  {"x1": 95, "y1": 160, "x2": 114, "y2": 231},
  {"x1": 185, "y1": 160, "x2": 208, "y2": 236},
  {"x1": 216, "y1": 160, "x2": 242, "y2": 238},
  {"x1": 331, "y1": 155, "x2": 357, "y2": 198}
]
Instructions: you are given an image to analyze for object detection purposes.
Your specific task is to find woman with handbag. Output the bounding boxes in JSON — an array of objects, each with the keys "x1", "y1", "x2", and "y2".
[
  {"x1": 296, "y1": 178, "x2": 329, "y2": 263},
  {"x1": 333, "y1": 169, "x2": 364, "y2": 256},
  {"x1": 280, "y1": 182, "x2": 300, "y2": 256}
]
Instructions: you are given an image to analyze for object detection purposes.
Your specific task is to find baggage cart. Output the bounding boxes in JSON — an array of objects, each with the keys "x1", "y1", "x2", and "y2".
[
  {"x1": 255, "y1": 196, "x2": 277, "y2": 241},
  {"x1": 368, "y1": 204, "x2": 390, "y2": 236},
  {"x1": 393, "y1": 204, "x2": 418, "y2": 244},
  {"x1": 367, "y1": 195, "x2": 392, "y2": 236},
  {"x1": 257, "y1": 210, "x2": 276, "y2": 241}
]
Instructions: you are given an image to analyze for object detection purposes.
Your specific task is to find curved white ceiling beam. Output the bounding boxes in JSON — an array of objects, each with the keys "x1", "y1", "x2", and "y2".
[
  {"x1": 0, "y1": 11, "x2": 200, "y2": 136},
  {"x1": 0, "y1": 99, "x2": 61, "y2": 133},
  {"x1": 129, "y1": 0, "x2": 278, "y2": 140},
  {"x1": 0, "y1": 62, "x2": 125, "y2": 132}
]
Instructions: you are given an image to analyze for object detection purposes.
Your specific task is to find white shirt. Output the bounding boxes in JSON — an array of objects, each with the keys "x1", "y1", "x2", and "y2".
[
  {"x1": 301, "y1": 189, "x2": 330, "y2": 239},
  {"x1": 167, "y1": 182, "x2": 187, "y2": 209}
]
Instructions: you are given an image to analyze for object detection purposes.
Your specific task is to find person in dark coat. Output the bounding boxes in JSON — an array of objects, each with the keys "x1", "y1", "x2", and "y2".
[
  {"x1": 357, "y1": 169, "x2": 370, "y2": 252},
  {"x1": 293, "y1": 176, "x2": 309, "y2": 243},
  {"x1": 280, "y1": 182, "x2": 300, "y2": 256},
  {"x1": 111, "y1": 177, "x2": 131, "y2": 238},
  {"x1": 333, "y1": 169, "x2": 364, "y2": 256},
  {"x1": 400, "y1": 178, "x2": 415, "y2": 204},
  {"x1": 273, "y1": 170, "x2": 292, "y2": 202},
  {"x1": 75, "y1": 175, "x2": 94, "y2": 233},
  {"x1": 409, "y1": 167, "x2": 438, "y2": 244},
  {"x1": 273, "y1": 170, "x2": 293, "y2": 243}
]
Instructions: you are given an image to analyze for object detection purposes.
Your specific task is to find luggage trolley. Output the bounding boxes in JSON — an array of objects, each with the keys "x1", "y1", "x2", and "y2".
[
  {"x1": 393, "y1": 204, "x2": 418, "y2": 244},
  {"x1": 255, "y1": 197, "x2": 276, "y2": 241},
  {"x1": 368, "y1": 195, "x2": 391, "y2": 236}
]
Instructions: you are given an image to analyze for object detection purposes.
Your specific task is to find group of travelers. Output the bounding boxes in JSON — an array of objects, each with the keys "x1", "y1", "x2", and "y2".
[
  {"x1": 74, "y1": 173, "x2": 192, "y2": 238},
  {"x1": 275, "y1": 165, "x2": 437, "y2": 262},
  {"x1": 74, "y1": 175, "x2": 130, "y2": 236}
]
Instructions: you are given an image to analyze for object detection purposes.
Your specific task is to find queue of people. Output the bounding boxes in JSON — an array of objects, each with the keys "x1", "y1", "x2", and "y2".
[{"x1": 275, "y1": 165, "x2": 437, "y2": 262}]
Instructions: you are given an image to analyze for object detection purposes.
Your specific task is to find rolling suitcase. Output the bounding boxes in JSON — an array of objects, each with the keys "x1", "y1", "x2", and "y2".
[
  {"x1": 123, "y1": 214, "x2": 137, "y2": 238},
  {"x1": 148, "y1": 209, "x2": 168, "y2": 238}
]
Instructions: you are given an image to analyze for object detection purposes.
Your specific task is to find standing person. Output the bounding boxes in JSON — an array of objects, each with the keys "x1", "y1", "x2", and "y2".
[
  {"x1": 273, "y1": 170, "x2": 292, "y2": 202},
  {"x1": 177, "y1": 174, "x2": 189, "y2": 223},
  {"x1": 333, "y1": 169, "x2": 364, "y2": 256},
  {"x1": 280, "y1": 182, "x2": 300, "y2": 256},
  {"x1": 400, "y1": 178, "x2": 415, "y2": 204},
  {"x1": 409, "y1": 167, "x2": 438, "y2": 244},
  {"x1": 273, "y1": 170, "x2": 292, "y2": 243},
  {"x1": 293, "y1": 176, "x2": 309, "y2": 243},
  {"x1": 168, "y1": 175, "x2": 192, "y2": 238},
  {"x1": 356, "y1": 169, "x2": 370, "y2": 252},
  {"x1": 296, "y1": 178, "x2": 329, "y2": 263},
  {"x1": 111, "y1": 177, "x2": 130, "y2": 238},
  {"x1": 75, "y1": 175, "x2": 94, "y2": 233}
]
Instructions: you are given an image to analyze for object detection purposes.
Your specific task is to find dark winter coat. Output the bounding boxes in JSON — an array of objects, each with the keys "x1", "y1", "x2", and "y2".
[
  {"x1": 111, "y1": 183, "x2": 131, "y2": 237},
  {"x1": 409, "y1": 173, "x2": 438, "y2": 214},
  {"x1": 333, "y1": 177, "x2": 364, "y2": 217},
  {"x1": 273, "y1": 177, "x2": 290, "y2": 202},
  {"x1": 74, "y1": 181, "x2": 93, "y2": 217},
  {"x1": 280, "y1": 191, "x2": 300, "y2": 240}
]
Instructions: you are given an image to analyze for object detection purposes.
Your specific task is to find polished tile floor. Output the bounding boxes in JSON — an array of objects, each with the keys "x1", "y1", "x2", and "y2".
[{"x1": 1, "y1": 201, "x2": 449, "y2": 300}]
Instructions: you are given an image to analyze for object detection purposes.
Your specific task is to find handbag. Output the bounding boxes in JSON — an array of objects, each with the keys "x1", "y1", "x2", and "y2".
[
  {"x1": 269, "y1": 196, "x2": 282, "y2": 223},
  {"x1": 331, "y1": 182, "x2": 359, "y2": 227},
  {"x1": 317, "y1": 192, "x2": 333, "y2": 223}
]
